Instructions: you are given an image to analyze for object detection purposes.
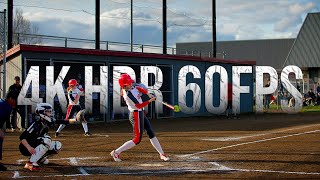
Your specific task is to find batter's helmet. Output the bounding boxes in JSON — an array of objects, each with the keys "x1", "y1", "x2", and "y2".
[
  {"x1": 119, "y1": 74, "x2": 134, "y2": 88},
  {"x1": 68, "y1": 79, "x2": 78, "y2": 86}
]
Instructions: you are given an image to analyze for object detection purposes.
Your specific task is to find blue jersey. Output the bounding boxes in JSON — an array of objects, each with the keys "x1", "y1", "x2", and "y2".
[{"x1": 0, "y1": 99, "x2": 13, "y2": 127}]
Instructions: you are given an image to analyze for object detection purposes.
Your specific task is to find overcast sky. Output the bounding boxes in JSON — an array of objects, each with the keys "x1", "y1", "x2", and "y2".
[{"x1": 1, "y1": 0, "x2": 319, "y2": 47}]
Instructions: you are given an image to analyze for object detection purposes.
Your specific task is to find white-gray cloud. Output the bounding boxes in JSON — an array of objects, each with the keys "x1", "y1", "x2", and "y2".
[{"x1": 0, "y1": 0, "x2": 319, "y2": 46}]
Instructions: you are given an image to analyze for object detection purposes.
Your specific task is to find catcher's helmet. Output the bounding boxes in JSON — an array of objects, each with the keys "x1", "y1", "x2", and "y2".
[
  {"x1": 35, "y1": 103, "x2": 55, "y2": 123},
  {"x1": 68, "y1": 79, "x2": 78, "y2": 86},
  {"x1": 119, "y1": 74, "x2": 134, "y2": 88}
]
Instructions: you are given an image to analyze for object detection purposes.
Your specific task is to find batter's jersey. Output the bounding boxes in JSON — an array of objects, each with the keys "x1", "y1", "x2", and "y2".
[
  {"x1": 67, "y1": 88, "x2": 81, "y2": 105},
  {"x1": 122, "y1": 86, "x2": 149, "y2": 112}
]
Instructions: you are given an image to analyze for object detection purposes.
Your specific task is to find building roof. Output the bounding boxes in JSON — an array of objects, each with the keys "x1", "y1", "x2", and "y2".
[
  {"x1": 176, "y1": 38, "x2": 294, "y2": 70},
  {"x1": 284, "y1": 12, "x2": 320, "y2": 68}
]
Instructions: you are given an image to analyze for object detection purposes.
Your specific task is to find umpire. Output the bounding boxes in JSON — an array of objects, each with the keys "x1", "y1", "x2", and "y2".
[{"x1": 0, "y1": 91, "x2": 17, "y2": 171}]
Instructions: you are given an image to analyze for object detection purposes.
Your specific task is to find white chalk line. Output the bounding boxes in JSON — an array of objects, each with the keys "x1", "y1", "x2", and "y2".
[
  {"x1": 11, "y1": 166, "x2": 320, "y2": 178},
  {"x1": 16, "y1": 156, "x2": 101, "y2": 165},
  {"x1": 234, "y1": 168, "x2": 320, "y2": 175},
  {"x1": 202, "y1": 123, "x2": 320, "y2": 141},
  {"x1": 93, "y1": 134, "x2": 109, "y2": 137},
  {"x1": 208, "y1": 161, "x2": 320, "y2": 176},
  {"x1": 12, "y1": 173, "x2": 91, "y2": 179},
  {"x1": 12, "y1": 171, "x2": 20, "y2": 179},
  {"x1": 181, "y1": 126, "x2": 320, "y2": 176},
  {"x1": 180, "y1": 129, "x2": 320, "y2": 158},
  {"x1": 12, "y1": 126, "x2": 320, "y2": 178},
  {"x1": 13, "y1": 156, "x2": 98, "y2": 178},
  {"x1": 69, "y1": 157, "x2": 78, "y2": 165}
]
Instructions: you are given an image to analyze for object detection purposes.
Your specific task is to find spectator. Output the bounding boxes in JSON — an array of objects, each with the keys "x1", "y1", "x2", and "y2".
[
  {"x1": 297, "y1": 83, "x2": 301, "y2": 93},
  {"x1": 305, "y1": 89, "x2": 316, "y2": 105},
  {"x1": 109, "y1": 75, "x2": 118, "y2": 120},
  {"x1": 269, "y1": 94, "x2": 276, "y2": 105},
  {"x1": 0, "y1": 91, "x2": 17, "y2": 171},
  {"x1": 316, "y1": 83, "x2": 320, "y2": 105},
  {"x1": 6, "y1": 76, "x2": 25, "y2": 132}
]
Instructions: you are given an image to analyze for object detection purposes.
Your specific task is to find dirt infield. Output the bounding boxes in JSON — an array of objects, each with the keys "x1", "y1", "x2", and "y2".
[{"x1": 1, "y1": 113, "x2": 320, "y2": 179}]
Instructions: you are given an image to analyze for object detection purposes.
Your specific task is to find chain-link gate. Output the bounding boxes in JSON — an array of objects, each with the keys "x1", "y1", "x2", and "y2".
[{"x1": 0, "y1": 9, "x2": 7, "y2": 98}]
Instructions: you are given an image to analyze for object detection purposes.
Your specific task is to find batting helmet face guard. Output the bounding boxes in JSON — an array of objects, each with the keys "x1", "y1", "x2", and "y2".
[
  {"x1": 68, "y1": 79, "x2": 78, "y2": 86},
  {"x1": 119, "y1": 74, "x2": 134, "y2": 88}
]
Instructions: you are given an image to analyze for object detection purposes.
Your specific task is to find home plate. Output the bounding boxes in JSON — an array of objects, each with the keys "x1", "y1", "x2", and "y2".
[{"x1": 139, "y1": 163, "x2": 164, "y2": 167}]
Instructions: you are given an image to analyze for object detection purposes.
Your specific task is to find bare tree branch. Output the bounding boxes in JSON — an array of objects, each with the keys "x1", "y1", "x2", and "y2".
[{"x1": 1, "y1": 8, "x2": 42, "y2": 52}]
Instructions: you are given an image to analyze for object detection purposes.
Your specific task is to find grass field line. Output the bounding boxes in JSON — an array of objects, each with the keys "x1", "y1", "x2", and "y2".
[
  {"x1": 179, "y1": 129, "x2": 320, "y2": 158},
  {"x1": 202, "y1": 123, "x2": 320, "y2": 141}
]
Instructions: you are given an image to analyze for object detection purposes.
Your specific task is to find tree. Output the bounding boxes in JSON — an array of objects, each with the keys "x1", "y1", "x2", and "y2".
[
  {"x1": 0, "y1": 8, "x2": 42, "y2": 52},
  {"x1": 13, "y1": 8, "x2": 42, "y2": 45}
]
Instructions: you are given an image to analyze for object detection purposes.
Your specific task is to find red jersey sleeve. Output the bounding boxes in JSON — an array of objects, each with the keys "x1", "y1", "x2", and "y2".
[{"x1": 135, "y1": 101, "x2": 150, "y2": 109}]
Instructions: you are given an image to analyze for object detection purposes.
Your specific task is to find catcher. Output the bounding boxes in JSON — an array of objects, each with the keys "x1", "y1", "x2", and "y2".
[
  {"x1": 55, "y1": 79, "x2": 91, "y2": 137},
  {"x1": 19, "y1": 103, "x2": 62, "y2": 171},
  {"x1": 110, "y1": 74, "x2": 169, "y2": 162}
]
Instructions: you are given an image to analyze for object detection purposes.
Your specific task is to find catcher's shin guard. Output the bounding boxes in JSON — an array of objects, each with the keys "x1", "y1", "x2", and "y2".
[
  {"x1": 30, "y1": 144, "x2": 49, "y2": 163},
  {"x1": 38, "y1": 141, "x2": 62, "y2": 164}
]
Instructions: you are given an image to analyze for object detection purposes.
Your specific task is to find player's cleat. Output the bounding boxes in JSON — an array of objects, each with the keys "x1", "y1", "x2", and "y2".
[
  {"x1": 55, "y1": 132, "x2": 59, "y2": 137},
  {"x1": 0, "y1": 164, "x2": 7, "y2": 171},
  {"x1": 110, "y1": 150, "x2": 122, "y2": 162},
  {"x1": 84, "y1": 132, "x2": 92, "y2": 136},
  {"x1": 160, "y1": 154, "x2": 170, "y2": 161},
  {"x1": 24, "y1": 162, "x2": 40, "y2": 171}
]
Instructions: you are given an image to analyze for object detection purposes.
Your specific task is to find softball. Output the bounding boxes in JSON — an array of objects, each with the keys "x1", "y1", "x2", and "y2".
[{"x1": 174, "y1": 105, "x2": 180, "y2": 112}]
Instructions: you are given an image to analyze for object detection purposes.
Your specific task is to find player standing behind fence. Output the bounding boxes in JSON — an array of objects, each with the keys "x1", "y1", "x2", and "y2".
[
  {"x1": 110, "y1": 74, "x2": 169, "y2": 162},
  {"x1": 55, "y1": 79, "x2": 92, "y2": 137}
]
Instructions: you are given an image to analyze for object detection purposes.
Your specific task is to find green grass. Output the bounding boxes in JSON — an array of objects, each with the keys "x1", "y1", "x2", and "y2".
[
  {"x1": 300, "y1": 105, "x2": 320, "y2": 112},
  {"x1": 259, "y1": 104, "x2": 320, "y2": 113}
]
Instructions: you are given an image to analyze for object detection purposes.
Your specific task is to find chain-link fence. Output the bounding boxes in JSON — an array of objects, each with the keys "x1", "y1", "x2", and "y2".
[{"x1": 0, "y1": 9, "x2": 7, "y2": 98}]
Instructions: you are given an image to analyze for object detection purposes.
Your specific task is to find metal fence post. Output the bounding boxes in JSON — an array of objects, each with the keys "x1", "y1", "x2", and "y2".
[
  {"x1": 23, "y1": 57, "x2": 28, "y2": 128},
  {"x1": 1, "y1": 9, "x2": 7, "y2": 98},
  {"x1": 106, "y1": 41, "x2": 109, "y2": 50},
  {"x1": 64, "y1": 37, "x2": 68, "y2": 47}
]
